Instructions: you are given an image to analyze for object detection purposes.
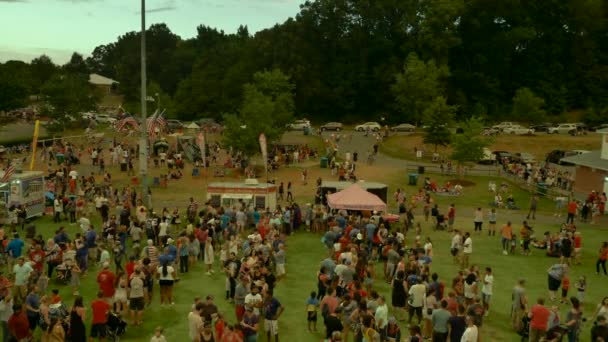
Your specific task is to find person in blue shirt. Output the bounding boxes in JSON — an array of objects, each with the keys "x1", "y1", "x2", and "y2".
[
  {"x1": 253, "y1": 208, "x2": 261, "y2": 226},
  {"x1": 166, "y1": 238, "x2": 178, "y2": 260},
  {"x1": 305, "y1": 291, "x2": 320, "y2": 332},
  {"x1": 336, "y1": 215, "x2": 347, "y2": 230},
  {"x1": 6, "y1": 234, "x2": 25, "y2": 258},
  {"x1": 264, "y1": 289, "x2": 284, "y2": 342},
  {"x1": 158, "y1": 247, "x2": 175, "y2": 265}
]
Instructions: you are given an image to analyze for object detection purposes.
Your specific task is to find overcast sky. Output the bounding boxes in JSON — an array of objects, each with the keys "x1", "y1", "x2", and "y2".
[{"x1": 0, "y1": 0, "x2": 303, "y2": 64}]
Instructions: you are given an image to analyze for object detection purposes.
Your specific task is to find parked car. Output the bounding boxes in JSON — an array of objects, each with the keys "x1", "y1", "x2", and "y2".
[
  {"x1": 529, "y1": 123, "x2": 553, "y2": 133},
  {"x1": 478, "y1": 147, "x2": 497, "y2": 164},
  {"x1": 391, "y1": 123, "x2": 416, "y2": 132},
  {"x1": 502, "y1": 125, "x2": 534, "y2": 135},
  {"x1": 167, "y1": 119, "x2": 184, "y2": 130},
  {"x1": 287, "y1": 119, "x2": 311, "y2": 131},
  {"x1": 492, "y1": 121, "x2": 517, "y2": 131},
  {"x1": 320, "y1": 122, "x2": 343, "y2": 131},
  {"x1": 482, "y1": 127, "x2": 499, "y2": 136},
  {"x1": 512, "y1": 152, "x2": 536, "y2": 164},
  {"x1": 95, "y1": 114, "x2": 117, "y2": 124},
  {"x1": 592, "y1": 123, "x2": 608, "y2": 132},
  {"x1": 355, "y1": 122, "x2": 381, "y2": 132},
  {"x1": 547, "y1": 123, "x2": 577, "y2": 134},
  {"x1": 493, "y1": 151, "x2": 513, "y2": 162},
  {"x1": 545, "y1": 149, "x2": 589, "y2": 166}
]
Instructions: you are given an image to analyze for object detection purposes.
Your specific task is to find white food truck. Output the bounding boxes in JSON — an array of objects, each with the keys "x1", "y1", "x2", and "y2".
[
  {"x1": 0, "y1": 171, "x2": 46, "y2": 224},
  {"x1": 207, "y1": 179, "x2": 277, "y2": 211}
]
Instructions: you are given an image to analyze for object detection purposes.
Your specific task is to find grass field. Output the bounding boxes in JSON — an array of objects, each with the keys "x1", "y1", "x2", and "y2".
[
  {"x1": 381, "y1": 132, "x2": 602, "y2": 162},
  {"x1": 3, "y1": 130, "x2": 606, "y2": 341},
  {"x1": 18, "y1": 206, "x2": 608, "y2": 341}
]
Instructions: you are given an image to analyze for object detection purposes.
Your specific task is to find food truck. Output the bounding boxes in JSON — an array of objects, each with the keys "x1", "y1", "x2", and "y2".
[
  {"x1": 206, "y1": 179, "x2": 277, "y2": 210},
  {"x1": 0, "y1": 171, "x2": 45, "y2": 224}
]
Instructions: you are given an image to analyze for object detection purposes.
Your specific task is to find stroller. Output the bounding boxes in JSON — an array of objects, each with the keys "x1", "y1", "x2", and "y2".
[{"x1": 106, "y1": 311, "x2": 127, "y2": 341}]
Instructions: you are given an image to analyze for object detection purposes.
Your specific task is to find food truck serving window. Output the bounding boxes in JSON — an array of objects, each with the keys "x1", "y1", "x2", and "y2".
[
  {"x1": 221, "y1": 194, "x2": 254, "y2": 200},
  {"x1": 255, "y1": 196, "x2": 265, "y2": 209},
  {"x1": 210, "y1": 195, "x2": 221, "y2": 207}
]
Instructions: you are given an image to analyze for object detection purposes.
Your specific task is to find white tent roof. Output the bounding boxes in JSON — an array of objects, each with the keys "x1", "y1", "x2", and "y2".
[
  {"x1": 185, "y1": 122, "x2": 200, "y2": 129},
  {"x1": 88, "y1": 73, "x2": 118, "y2": 86}
]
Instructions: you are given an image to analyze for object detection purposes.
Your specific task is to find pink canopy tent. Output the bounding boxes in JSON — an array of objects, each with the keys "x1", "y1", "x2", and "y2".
[{"x1": 327, "y1": 183, "x2": 387, "y2": 212}]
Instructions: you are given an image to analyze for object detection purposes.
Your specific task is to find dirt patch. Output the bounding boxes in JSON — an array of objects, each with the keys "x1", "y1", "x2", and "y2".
[{"x1": 448, "y1": 179, "x2": 476, "y2": 187}]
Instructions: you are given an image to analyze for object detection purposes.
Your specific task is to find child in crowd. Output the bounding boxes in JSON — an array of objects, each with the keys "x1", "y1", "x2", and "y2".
[
  {"x1": 37, "y1": 273, "x2": 49, "y2": 294},
  {"x1": 306, "y1": 291, "x2": 319, "y2": 332},
  {"x1": 575, "y1": 276, "x2": 586, "y2": 303},
  {"x1": 150, "y1": 326, "x2": 167, "y2": 342},
  {"x1": 70, "y1": 262, "x2": 81, "y2": 296},
  {"x1": 560, "y1": 273, "x2": 570, "y2": 304}
]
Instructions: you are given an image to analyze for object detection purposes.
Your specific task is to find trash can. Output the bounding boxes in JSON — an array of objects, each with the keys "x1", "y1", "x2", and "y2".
[
  {"x1": 320, "y1": 157, "x2": 328, "y2": 168},
  {"x1": 408, "y1": 173, "x2": 418, "y2": 186},
  {"x1": 418, "y1": 166, "x2": 425, "y2": 174},
  {"x1": 55, "y1": 153, "x2": 65, "y2": 165},
  {"x1": 537, "y1": 182, "x2": 547, "y2": 196},
  {"x1": 303, "y1": 126, "x2": 311, "y2": 135}
]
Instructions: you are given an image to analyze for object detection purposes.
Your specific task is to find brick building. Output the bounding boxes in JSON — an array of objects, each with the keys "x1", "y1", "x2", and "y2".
[{"x1": 561, "y1": 129, "x2": 608, "y2": 207}]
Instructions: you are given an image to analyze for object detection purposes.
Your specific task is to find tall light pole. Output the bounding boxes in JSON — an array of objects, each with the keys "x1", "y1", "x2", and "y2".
[{"x1": 139, "y1": 0, "x2": 150, "y2": 208}]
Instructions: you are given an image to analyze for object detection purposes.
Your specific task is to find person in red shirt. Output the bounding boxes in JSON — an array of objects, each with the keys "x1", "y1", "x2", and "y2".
[
  {"x1": 567, "y1": 201, "x2": 577, "y2": 224},
  {"x1": 8, "y1": 303, "x2": 31, "y2": 341},
  {"x1": 50, "y1": 288, "x2": 62, "y2": 304},
  {"x1": 560, "y1": 275, "x2": 570, "y2": 304},
  {"x1": 573, "y1": 232, "x2": 582, "y2": 265},
  {"x1": 528, "y1": 298, "x2": 551, "y2": 342},
  {"x1": 447, "y1": 204, "x2": 456, "y2": 231},
  {"x1": 97, "y1": 262, "x2": 116, "y2": 299},
  {"x1": 91, "y1": 291, "x2": 112, "y2": 340},
  {"x1": 28, "y1": 242, "x2": 46, "y2": 274},
  {"x1": 125, "y1": 256, "x2": 137, "y2": 280}
]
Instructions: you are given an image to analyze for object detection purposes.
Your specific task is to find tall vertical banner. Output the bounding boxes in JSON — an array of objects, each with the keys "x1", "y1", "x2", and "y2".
[
  {"x1": 197, "y1": 132, "x2": 207, "y2": 168},
  {"x1": 29, "y1": 120, "x2": 40, "y2": 171},
  {"x1": 259, "y1": 133, "x2": 268, "y2": 172}
]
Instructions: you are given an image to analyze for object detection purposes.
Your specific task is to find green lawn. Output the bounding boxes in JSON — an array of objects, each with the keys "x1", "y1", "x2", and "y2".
[{"x1": 10, "y1": 207, "x2": 607, "y2": 341}]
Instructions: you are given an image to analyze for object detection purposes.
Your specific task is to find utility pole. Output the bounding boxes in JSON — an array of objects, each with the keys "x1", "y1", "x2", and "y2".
[{"x1": 139, "y1": 0, "x2": 150, "y2": 208}]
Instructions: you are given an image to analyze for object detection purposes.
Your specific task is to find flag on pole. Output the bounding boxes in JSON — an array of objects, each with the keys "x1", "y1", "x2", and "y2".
[
  {"x1": 197, "y1": 132, "x2": 207, "y2": 168},
  {"x1": 29, "y1": 120, "x2": 40, "y2": 171},
  {"x1": 259, "y1": 133, "x2": 268, "y2": 172},
  {"x1": 1, "y1": 164, "x2": 15, "y2": 183}
]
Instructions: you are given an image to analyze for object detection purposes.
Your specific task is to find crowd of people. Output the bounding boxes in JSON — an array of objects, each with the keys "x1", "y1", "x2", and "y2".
[{"x1": 0, "y1": 131, "x2": 606, "y2": 342}]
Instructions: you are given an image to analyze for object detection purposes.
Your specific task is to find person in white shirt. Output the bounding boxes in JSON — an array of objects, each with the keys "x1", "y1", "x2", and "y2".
[
  {"x1": 481, "y1": 267, "x2": 494, "y2": 316},
  {"x1": 408, "y1": 279, "x2": 426, "y2": 325},
  {"x1": 461, "y1": 315, "x2": 478, "y2": 342},
  {"x1": 244, "y1": 286, "x2": 263, "y2": 315},
  {"x1": 451, "y1": 230, "x2": 463, "y2": 264},
  {"x1": 188, "y1": 303, "x2": 204, "y2": 341},
  {"x1": 0, "y1": 295, "x2": 13, "y2": 339},
  {"x1": 461, "y1": 232, "x2": 473, "y2": 269},
  {"x1": 374, "y1": 296, "x2": 389, "y2": 335}
]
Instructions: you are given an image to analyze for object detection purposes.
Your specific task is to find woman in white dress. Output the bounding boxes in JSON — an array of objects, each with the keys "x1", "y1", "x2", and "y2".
[{"x1": 204, "y1": 237, "x2": 215, "y2": 275}]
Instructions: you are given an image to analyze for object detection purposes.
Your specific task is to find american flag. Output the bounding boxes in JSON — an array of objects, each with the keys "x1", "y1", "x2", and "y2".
[
  {"x1": 115, "y1": 117, "x2": 140, "y2": 132},
  {"x1": 146, "y1": 110, "x2": 167, "y2": 139},
  {"x1": 0, "y1": 164, "x2": 15, "y2": 183}
]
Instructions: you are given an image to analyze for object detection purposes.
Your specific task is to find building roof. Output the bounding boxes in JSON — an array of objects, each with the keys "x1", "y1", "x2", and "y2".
[
  {"x1": 88, "y1": 73, "x2": 118, "y2": 86},
  {"x1": 560, "y1": 151, "x2": 608, "y2": 171},
  {"x1": 207, "y1": 182, "x2": 276, "y2": 189},
  {"x1": 322, "y1": 181, "x2": 387, "y2": 190}
]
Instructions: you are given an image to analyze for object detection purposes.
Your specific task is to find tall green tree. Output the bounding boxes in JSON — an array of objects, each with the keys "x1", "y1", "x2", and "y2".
[
  {"x1": 392, "y1": 53, "x2": 450, "y2": 124},
  {"x1": 63, "y1": 52, "x2": 89, "y2": 75},
  {"x1": 222, "y1": 70, "x2": 295, "y2": 156},
  {"x1": 512, "y1": 87, "x2": 546, "y2": 124},
  {"x1": 451, "y1": 116, "x2": 493, "y2": 170},
  {"x1": 40, "y1": 74, "x2": 99, "y2": 131},
  {"x1": 423, "y1": 96, "x2": 455, "y2": 152}
]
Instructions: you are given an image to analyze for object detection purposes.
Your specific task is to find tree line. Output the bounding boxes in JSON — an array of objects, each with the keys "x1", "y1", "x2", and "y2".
[{"x1": 1, "y1": 0, "x2": 607, "y2": 126}]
